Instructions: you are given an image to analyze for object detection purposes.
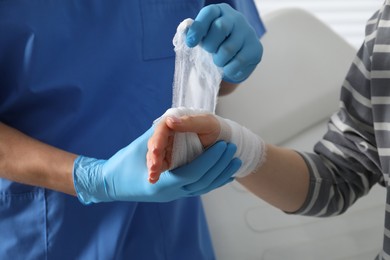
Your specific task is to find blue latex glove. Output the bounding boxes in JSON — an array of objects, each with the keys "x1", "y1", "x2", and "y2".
[
  {"x1": 186, "y1": 3, "x2": 263, "y2": 83},
  {"x1": 73, "y1": 126, "x2": 241, "y2": 204}
]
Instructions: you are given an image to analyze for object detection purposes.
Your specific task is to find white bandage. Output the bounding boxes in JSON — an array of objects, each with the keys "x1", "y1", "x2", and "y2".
[
  {"x1": 215, "y1": 115, "x2": 266, "y2": 177},
  {"x1": 172, "y1": 18, "x2": 222, "y2": 111}
]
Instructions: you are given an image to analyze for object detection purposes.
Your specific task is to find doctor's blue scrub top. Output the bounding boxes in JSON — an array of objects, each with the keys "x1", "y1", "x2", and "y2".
[{"x1": 0, "y1": 1, "x2": 264, "y2": 259}]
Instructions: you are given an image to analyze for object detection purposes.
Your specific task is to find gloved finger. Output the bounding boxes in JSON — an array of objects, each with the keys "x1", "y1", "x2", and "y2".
[
  {"x1": 183, "y1": 143, "x2": 237, "y2": 190},
  {"x1": 239, "y1": 39, "x2": 263, "y2": 66},
  {"x1": 201, "y1": 17, "x2": 234, "y2": 53},
  {"x1": 189, "y1": 178, "x2": 233, "y2": 197},
  {"x1": 224, "y1": 63, "x2": 257, "y2": 83},
  {"x1": 186, "y1": 157, "x2": 241, "y2": 196},
  {"x1": 212, "y1": 30, "x2": 244, "y2": 67},
  {"x1": 186, "y1": 5, "x2": 222, "y2": 47},
  {"x1": 223, "y1": 46, "x2": 261, "y2": 83},
  {"x1": 222, "y1": 36, "x2": 262, "y2": 83},
  {"x1": 170, "y1": 141, "x2": 228, "y2": 183}
]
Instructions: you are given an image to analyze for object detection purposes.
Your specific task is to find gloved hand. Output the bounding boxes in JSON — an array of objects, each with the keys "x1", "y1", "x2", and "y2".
[
  {"x1": 73, "y1": 126, "x2": 241, "y2": 204},
  {"x1": 186, "y1": 3, "x2": 263, "y2": 83}
]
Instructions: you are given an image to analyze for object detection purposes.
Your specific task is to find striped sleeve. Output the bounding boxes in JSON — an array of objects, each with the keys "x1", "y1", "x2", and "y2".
[{"x1": 292, "y1": 5, "x2": 386, "y2": 217}]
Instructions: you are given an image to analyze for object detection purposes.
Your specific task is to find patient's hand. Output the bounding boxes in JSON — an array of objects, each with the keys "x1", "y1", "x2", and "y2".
[{"x1": 147, "y1": 114, "x2": 220, "y2": 184}]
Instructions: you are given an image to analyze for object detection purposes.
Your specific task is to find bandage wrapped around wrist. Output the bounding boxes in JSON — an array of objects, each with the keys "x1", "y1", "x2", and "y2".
[
  {"x1": 158, "y1": 107, "x2": 266, "y2": 178},
  {"x1": 155, "y1": 18, "x2": 266, "y2": 178},
  {"x1": 215, "y1": 114, "x2": 265, "y2": 177}
]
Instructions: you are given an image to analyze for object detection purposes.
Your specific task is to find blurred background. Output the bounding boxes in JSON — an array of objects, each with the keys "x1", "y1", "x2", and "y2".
[
  {"x1": 202, "y1": 1, "x2": 387, "y2": 259},
  {"x1": 255, "y1": 0, "x2": 383, "y2": 49}
]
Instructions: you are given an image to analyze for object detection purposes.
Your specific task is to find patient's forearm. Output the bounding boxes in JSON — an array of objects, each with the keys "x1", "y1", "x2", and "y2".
[
  {"x1": 146, "y1": 110, "x2": 310, "y2": 211},
  {"x1": 238, "y1": 144, "x2": 310, "y2": 213},
  {"x1": 0, "y1": 122, "x2": 77, "y2": 195}
]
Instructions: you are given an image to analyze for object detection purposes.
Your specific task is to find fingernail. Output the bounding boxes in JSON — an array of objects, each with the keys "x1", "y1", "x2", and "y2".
[{"x1": 149, "y1": 176, "x2": 159, "y2": 184}]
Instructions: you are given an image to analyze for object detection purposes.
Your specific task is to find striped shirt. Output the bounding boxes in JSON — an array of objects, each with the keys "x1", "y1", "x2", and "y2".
[{"x1": 296, "y1": 1, "x2": 390, "y2": 258}]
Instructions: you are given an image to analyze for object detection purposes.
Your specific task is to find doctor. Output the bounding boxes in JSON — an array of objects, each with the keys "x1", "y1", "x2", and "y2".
[{"x1": 0, "y1": 1, "x2": 264, "y2": 259}]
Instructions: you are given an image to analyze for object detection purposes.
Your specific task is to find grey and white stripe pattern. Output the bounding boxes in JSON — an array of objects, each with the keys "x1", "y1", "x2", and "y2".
[{"x1": 293, "y1": 1, "x2": 390, "y2": 258}]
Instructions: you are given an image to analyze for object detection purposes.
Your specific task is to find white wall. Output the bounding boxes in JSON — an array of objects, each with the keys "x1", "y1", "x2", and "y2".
[{"x1": 254, "y1": 0, "x2": 383, "y2": 49}]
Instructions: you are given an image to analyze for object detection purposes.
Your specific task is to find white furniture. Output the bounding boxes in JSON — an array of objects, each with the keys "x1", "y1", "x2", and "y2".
[{"x1": 202, "y1": 8, "x2": 385, "y2": 260}]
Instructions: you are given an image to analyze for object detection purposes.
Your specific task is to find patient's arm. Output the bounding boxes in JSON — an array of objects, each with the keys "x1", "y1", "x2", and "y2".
[
  {"x1": 147, "y1": 114, "x2": 220, "y2": 183},
  {"x1": 147, "y1": 113, "x2": 309, "y2": 213}
]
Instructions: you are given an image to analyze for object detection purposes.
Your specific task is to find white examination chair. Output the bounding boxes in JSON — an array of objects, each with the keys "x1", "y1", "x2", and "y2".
[{"x1": 202, "y1": 8, "x2": 386, "y2": 260}]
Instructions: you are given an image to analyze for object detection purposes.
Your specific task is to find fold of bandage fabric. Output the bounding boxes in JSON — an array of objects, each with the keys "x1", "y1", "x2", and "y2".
[
  {"x1": 171, "y1": 18, "x2": 222, "y2": 112},
  {"x1": 154, "y1": 18, "x2": 265, "y2": 178}
]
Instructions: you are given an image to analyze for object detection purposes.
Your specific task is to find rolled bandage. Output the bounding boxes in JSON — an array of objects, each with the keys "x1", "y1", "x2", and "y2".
[{"x1": 156, "y1": 107, "x2": 266, "y2": 178}]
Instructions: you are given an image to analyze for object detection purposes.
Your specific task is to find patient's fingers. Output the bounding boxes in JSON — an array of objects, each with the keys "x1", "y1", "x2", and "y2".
[
  {"x1": 148, "y1": 114, "x2": 221, "y2": 184},
  {"x1": 166, "y1": 114, "x2": 220, "y2": 148},
  {"x1": 147, "y1": 120, "x2": 174, "y2": 183}
]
